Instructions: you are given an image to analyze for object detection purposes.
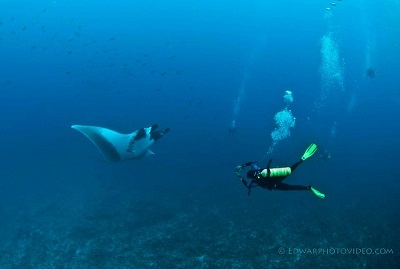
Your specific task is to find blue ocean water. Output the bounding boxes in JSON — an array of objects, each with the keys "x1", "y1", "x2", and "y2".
[{"x1": 1, "y1": 0, "x2": 399, "y2": 268}]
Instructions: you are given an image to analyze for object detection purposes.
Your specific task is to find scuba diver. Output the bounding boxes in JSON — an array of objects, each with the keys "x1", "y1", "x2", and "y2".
[
  {"x1": 366, "y1": 67, "x2": 376, "y2": 78},
  {"x1": 228, "y1": 120, "x2": 237, "y2": 134},
  {"x1": 235, "y1": 143, "x2": 325, "y2": 199}
]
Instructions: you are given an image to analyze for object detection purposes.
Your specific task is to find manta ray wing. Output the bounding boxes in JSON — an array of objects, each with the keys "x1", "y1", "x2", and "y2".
[{"x1": 71, "y1": 125, "x2": 132, "y2": 162}]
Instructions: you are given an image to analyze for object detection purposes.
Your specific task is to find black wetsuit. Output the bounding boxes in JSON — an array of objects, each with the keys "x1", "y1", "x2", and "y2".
[{"x1": 254, "y1": 160, "x2": 309, "y2": 191}]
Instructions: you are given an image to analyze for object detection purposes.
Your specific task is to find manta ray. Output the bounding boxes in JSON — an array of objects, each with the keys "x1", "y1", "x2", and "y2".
[{"x1": 71, "y1": 124, "x2": 169, "y2": 162}]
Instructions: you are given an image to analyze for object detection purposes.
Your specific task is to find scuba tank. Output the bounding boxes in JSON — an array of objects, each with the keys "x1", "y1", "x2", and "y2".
[
  {"x1": 258, "y1": 159, "x2": 291, "y2": 178},
  {"x1": 268, "y1": 167, "x2": 291, "y2": 177}
]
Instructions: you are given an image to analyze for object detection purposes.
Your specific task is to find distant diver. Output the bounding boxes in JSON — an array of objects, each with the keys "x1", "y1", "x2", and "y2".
[
  {"x1": 235, "y1": 143, "x2": 325, "y2": 198},
  {"x1": 229, "y1": 120, "x2": 237, "y2": 134},
  {"x1": 71, "y1": 124, "x2": 169, "y2": 162},
  {"x1": 366, "y1": 67, "x2": 375, "y2": 78}
]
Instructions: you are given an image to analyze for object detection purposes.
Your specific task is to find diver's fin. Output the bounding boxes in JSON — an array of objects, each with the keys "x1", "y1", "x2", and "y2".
[
  {"x1": 301, "y1": 143, "x2": 318, "y2": 161},
  {"x1": 310, "y1": 186, "x2": 325, "y2": 199}
]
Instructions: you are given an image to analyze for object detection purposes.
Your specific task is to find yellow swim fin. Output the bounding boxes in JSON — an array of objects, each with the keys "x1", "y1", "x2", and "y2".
[
  {"x1": 301, "y1": 143, "x2": 318, "y2": 161},
  {"x1": 310, "y1": 186, "x2": 325, "y2": 199}
]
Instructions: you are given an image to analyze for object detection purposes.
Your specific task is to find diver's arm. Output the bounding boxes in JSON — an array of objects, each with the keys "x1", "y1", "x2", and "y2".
[{"x1": 236, "y1": 161, "x2": 256, "y2": 172}]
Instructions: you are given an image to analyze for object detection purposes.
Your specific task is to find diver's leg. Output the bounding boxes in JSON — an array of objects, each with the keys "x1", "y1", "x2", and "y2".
[
  {"x1": 290, "y1": 160, "x2": 303, "y2": 172},
  {"x1": 274, "y1": 182, "x2": 309, "y2": 191}
]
